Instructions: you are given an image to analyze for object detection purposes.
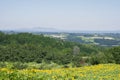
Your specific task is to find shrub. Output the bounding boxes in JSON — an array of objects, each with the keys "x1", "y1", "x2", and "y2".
[
  {"x1": 0, "y1": 62, "x2": 6, "y2": 68},
  {"x1": 12, "y1": 62, "x2": 28, "y2": 70}
]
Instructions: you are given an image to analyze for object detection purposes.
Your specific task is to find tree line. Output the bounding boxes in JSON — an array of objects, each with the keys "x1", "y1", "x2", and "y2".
[{"x1": 0, "y1": 31, "x2": 119, "y2": 66}]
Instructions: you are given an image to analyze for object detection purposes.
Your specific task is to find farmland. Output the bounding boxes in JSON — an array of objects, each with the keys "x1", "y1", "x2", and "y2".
[
  {"x1": 42, "y1": 32, "x2": 120, "y2": 46},
  {"x1": 0, "y1": 64, "x2": 120, "y2": 80}
]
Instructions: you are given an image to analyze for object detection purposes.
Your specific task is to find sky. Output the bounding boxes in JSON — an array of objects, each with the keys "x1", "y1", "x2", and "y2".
[{"x1": 0, "y1": 0, "x2": 120, "y2": 31}]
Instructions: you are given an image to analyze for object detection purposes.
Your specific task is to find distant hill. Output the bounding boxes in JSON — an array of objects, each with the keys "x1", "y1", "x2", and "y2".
[{"x1": 1, "y1": 30, "x2": 120, "y2": 46}]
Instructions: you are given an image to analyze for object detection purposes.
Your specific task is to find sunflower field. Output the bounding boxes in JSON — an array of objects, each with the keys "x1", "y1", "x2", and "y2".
[{"x1": 0, "y1": 64, "x2": 120, "y2": 80}]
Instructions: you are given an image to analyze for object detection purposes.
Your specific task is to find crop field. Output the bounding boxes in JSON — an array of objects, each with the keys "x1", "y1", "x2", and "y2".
[{"x1": 0, "y1": 64, "x2": 120, "y2": 80}]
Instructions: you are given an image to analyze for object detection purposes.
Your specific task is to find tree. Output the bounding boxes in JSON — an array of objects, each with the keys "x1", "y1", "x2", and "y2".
[
  {"x1": 107, "y1": 46, "x2": 120, "y2": 64},
  {"x1": 73, "y1": 46, "x2": 80, "y2": 55}
]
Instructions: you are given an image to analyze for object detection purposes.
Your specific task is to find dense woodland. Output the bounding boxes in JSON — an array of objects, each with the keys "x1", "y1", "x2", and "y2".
[{"x1": 0, "y1": 31, "x2": 120, "y2": 67}]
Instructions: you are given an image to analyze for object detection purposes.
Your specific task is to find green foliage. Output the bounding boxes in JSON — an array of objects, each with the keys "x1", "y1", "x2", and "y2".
[
  {"x1": 107, "y1": 46, "x2": 120, "y2": 64},
  {"x1": 89, "y1": 46, "x2": 120, "y2": 65},
  {"x1": 89, "y1": 52, "x2": 109, "y2": 65},
  {"x1": 0, "y1": 62, "x2": 6, "y2": 68},
  {"x1": 0, "y1": 32, "x2": 105, "y2": 66},
  {"x1": 38, "y1": 61, "x2": 61, "y2": 69},
  {"x1": 12, "y1": 62, "x2": 28, "y2": 70},
  {"x1": 0, "y1": 62, "x2": 63, "y2": 70}
]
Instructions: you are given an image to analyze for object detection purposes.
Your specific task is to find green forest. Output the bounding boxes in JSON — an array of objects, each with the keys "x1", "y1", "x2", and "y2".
[{"x1": 0, "y1": 31, "x2": 120, "y2": 68}]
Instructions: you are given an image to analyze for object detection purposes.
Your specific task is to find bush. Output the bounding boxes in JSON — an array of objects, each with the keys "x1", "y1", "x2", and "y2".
[
  {"x1": 0, "y1": 62, "x2": 6, "y2": 68},
  {"x1": 12, "y1": 62, "x2": 28, "y2": 70},
  {"x1": 89, "y1": 52, "x2": 108, "y2": 65},
  {"x1": 107, "y1": 47, "x2": 120, "y2": 64}
]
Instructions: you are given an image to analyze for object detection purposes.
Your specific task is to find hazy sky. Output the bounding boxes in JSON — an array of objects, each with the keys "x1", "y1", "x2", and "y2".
[{"x1": 0, "y1": 0, "x2": 120, "y2": 31}]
